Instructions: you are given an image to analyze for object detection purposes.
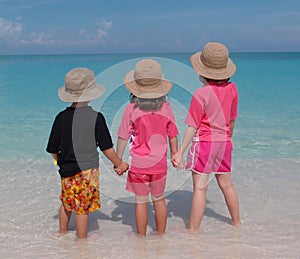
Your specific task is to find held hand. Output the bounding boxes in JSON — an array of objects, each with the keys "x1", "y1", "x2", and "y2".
[
  {"x1": 114, "y1": 166, "x2": 123, "y2": 175},
  {"x1": 171, "y1": 151, "x2": 185, "y2": 169},
  {"x1": 114, "y1": 161, "x2": 129, "y2": 176}
]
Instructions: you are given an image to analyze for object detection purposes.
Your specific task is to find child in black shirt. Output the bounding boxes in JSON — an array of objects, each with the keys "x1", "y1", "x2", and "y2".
[{"x1": 47, "y1": 67, "x2": 128, "y2": 238}]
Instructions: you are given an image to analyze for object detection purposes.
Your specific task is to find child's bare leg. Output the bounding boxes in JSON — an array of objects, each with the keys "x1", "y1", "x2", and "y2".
[
  {"x1": 75, "y1": 214, "x2": 89, "y2": 239},
  {"x1": 215, "y1": 174, "x2": 240, "y2": 226},
  {"x1": 135, "y1": 195, "x2": 149, "y2": 236},
  {"x1": 59, "y1": 204, "x2": 72, "y2": 234},
  {"x1": 152, "y1": 195, "x2": 167, "y2": 234},
  {"x1": 189, "y1": 172, "x2": 209, "y2": 234}
]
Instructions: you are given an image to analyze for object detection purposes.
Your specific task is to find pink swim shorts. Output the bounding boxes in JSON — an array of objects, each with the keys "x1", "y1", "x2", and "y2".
[
  {"x1": 126, "y1": 171, "x2": 167, "y2": 197},
  {"x1": 186, "y1": 141, "x2": 233, "y2": 174}
]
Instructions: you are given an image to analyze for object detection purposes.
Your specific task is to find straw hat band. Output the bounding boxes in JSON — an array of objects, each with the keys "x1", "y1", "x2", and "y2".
[
  {"x1": 129, "y1": 83, "x2": 168, "y2": 99},
  {"x1": 135, "y1": 77, "x2": 162, "y2": 87},
  {"x1": 64, "y1": 79, "x2": 96, "y2": 95}
]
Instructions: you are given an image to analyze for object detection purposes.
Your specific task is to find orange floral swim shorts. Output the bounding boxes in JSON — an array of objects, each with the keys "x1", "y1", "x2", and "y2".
[{"x1": 60, "y1": 168, "x2": 100, "y2": 215}]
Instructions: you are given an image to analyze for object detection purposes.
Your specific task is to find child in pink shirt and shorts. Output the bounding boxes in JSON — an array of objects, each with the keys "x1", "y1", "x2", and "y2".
[
  {"x1": 172, "y1": 42, "x2": 241, "y2": 233},
  {"x1": 116, "y1": 59, "x2": 178, "y2": 236}
]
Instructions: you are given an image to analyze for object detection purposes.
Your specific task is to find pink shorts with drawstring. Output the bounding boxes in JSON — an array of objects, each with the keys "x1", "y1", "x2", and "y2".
[{"x1": 186, "y1": 141, "x2": 233, "y2": 174}]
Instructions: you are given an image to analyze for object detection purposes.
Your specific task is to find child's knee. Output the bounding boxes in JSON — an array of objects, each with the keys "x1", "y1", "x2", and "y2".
[
  {"x1": 136, "y1": 195, "x2": 149, "y2": 203},
  {"x1": 194, "y1": 185, "x2": 208, "y2": 192},
  {"x1": 151, "y1": 194, "x2": 165, "y2": 202},
  {"x1": 193, "y1": 179, "x2": 209, "y2": 191},
  {"x1": 221, "y1": 183, "x2": 234, "y2": 193},
  {"x1": 217, "y1": 178, "x2": 234, "y2": 191},
  {"x1": 192, "y1": 172, "x2": 209, "y2": 190},
  {"x1": 216, "y1": 174, "x2": 234, "y2": 190}
]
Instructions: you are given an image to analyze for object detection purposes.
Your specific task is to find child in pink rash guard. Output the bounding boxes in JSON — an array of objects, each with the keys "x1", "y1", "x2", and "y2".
[
  {"x1": 172, "y1": 42, "x2": 241, "y2": 234},
  {"x1": 116, "y1": 59, "x2": 178, "y2": 236}
]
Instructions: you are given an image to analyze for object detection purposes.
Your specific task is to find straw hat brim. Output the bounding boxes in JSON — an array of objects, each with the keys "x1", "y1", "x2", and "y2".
[
  {"x1": 58, "y1": 83, "x2": 105, "y2": 102},
  {"x1": 124, "y1": 70, "x2": 173, "y2": 98},
  {"x1": 190, "y1": 52, "x2": 236, "y2": 80}
]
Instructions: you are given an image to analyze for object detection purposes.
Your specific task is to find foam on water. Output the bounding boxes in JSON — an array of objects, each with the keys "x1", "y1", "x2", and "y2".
[{"x1": 0, "y1": 157, "x2": 299, "y2": 258}]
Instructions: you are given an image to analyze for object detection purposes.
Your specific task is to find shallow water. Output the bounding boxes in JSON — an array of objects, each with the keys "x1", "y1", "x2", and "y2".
[
  {"x1": 0, "y1": 157, "x2": 299, "y2": 258},
  {"x1": 1, "y1": 53, "x2": 300, "y2": 258}
]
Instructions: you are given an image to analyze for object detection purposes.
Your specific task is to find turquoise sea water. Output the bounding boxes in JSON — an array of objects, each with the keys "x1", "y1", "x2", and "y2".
[
  {"x1": 0, "y1": 53, "x2": 300, "y2": 258},
  {"x1": 0, "y1": 52, "x2": 299, "y2": 159}
]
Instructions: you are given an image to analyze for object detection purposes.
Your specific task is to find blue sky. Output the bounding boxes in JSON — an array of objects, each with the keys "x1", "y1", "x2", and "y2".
[{"x1": 0, "y1": 0, "x2": 300, "y2": 54}]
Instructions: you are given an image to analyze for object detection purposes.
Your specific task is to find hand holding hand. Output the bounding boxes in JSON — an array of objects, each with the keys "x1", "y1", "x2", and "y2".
[
  {"x1": 114, "y1": 161, "x2": 129, "y2": 176},
  {"x1": 171, "y1": 151, "x2": 185, "y2": 169}
]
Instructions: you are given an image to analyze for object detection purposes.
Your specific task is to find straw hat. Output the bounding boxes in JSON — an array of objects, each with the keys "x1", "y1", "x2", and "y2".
[
  {"x1": 190, "y1": 42, "x2": 236, "y2": 80},
  {"x1": 124, "y1": 59, "x2": 172, "y2": 98},
  {"x1": 58, "y1": 67, "x2": 105, "y2": 102}
]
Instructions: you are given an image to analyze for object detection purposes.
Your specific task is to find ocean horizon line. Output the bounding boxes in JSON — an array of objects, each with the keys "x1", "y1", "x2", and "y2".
[{"x1": 1, "y1": 51, "x2": 300, "y2": 58}]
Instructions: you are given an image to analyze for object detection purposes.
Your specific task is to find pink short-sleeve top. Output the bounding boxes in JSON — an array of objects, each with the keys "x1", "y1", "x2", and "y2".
[
  {"x1": 118, "y1": 101, "x2": 178, "y2": 174},
  {"x1": 185, "y1": 82, "x2": 238, "y2": 142}
]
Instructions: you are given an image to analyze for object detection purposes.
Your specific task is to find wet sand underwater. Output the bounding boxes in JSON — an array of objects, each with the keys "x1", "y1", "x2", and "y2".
[{"x1": 0, "y1": 156, "x2": 299, "y2": 258}]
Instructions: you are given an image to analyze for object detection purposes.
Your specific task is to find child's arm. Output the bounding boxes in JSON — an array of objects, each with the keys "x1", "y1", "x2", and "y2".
[
  {"x1": 230, "y1": 120, "x2": 236, "y2": 137},
  {"x1": 103, "y1": 147, "x2": 127, "y2": 175},
  {"x1": 51, "y1": 153, "x2": 58, "y2": 161},
  {"x1": 114, "y1": 137, "x2": 129, "y2": 175},
  {"x1": 102, "y1": 147, "x2": 129, "y2": 175},
  {"x1": 169, "y1": 136, "x2": 178, "y2": 166},
  {"x1": 102, "y1": 147, "x2": 123, "y2": 168},
  {"x1": 169, "y1": 136, "x2": 178, "y2": 156},
  {"x1": 172, "y1": 126, "x2": 197, "y2": 168},
  {"x1": 51, "y1": 153, "x2": 58, "y2": 165},
  {"x1": 116, "y1": 137, "x2": 128, "y2": 158},
  {"x1": 230, "y1": 119, "x2": 236, "y2": 149}
]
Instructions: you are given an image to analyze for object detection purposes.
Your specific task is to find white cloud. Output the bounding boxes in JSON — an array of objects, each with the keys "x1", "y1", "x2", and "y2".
[
  {"x1": 1, "y1": 15, "x2": 114, "y2": 50},
  {"x1": 93, "y1": 19, "x2": 113, "y2": 42},
  {"x1": 31, "y1": 32, "x2": 48, "y2": 44},
  {"x1": 100, "y1": 19, "x2": 112, "y2": 30},
  {"x1": 0, "y1": 17, "x2": 23, "y2": 41},
  {"x1": 20, "y1": 31, "x2": 56, "y2": 45},
  {"x1": 97, "y1": 29, "x2": 107, "y2": 39}
]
